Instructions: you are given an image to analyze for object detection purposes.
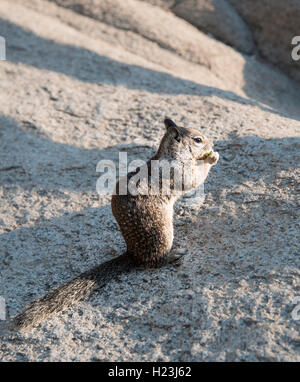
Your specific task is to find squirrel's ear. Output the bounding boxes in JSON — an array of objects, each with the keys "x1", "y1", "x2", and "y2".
[
  {"x1": 164, "y1": 118, "x2": 177, "y2": 130},
  {"x1": 164, "y1": 118, "x2": 180, "y2": 142}
]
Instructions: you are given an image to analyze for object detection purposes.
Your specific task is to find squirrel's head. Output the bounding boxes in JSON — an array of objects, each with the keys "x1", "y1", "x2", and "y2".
[{"x1": 156, "y1": 118, "x2": 214, "y2": 161}]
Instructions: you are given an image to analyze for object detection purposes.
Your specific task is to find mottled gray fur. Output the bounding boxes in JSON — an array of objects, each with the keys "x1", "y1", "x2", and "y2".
[{"x1": 13, "y1": 118, "x2": 219, "y2": 331}]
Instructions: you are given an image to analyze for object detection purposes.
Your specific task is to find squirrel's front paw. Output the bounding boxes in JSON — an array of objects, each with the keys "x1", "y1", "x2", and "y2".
[{"x1": 205, "y1": 151, "x2": 219, "y2": 165}]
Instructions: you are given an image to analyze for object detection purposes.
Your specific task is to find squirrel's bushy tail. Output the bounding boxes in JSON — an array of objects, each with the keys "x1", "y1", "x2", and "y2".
[{"x1": 13, "y1": 254, "x2": 134, "y2": 331}]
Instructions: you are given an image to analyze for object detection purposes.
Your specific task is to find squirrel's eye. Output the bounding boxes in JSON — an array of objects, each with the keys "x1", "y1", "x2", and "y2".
[{"x1": 194, "y1": 137, "x2": 202, "y2": 143}]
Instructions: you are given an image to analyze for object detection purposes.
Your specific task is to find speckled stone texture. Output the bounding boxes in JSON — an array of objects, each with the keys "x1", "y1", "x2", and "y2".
[{"x1": 0, "y1": 0, "x2": 299, "y2": 361}]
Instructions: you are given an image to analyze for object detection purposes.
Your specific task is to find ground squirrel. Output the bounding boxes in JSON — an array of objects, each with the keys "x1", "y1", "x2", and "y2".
[{"x1": 13, "y1": 118, "x2": 219, "y2": 331}]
